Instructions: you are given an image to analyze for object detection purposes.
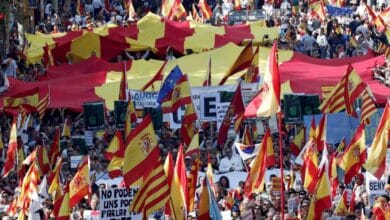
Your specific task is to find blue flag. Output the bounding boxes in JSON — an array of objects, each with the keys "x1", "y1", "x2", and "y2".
[
  {"x1": 157, "y1": 66, "x2": 183, "y2": 105},
  {"x1": 206, "y1": 177, "x2": 223, "y2": 220}
]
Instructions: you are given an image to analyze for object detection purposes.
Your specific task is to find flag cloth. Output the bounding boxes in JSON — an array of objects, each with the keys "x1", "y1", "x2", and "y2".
[
  {"x1": 18, "y1": 161, "x2": 41, "y2": 215},
  {"x1": 157, "y1": 66, "x2": 183, "y2": 105},
  {"x1": 360, "y1": 88, "x2": 377, "y2": 125},
  {"x1": 42, "y1": 43, "x2": 55, "y2": 68},
  {"x1": 161, "y1": 0, "x2": 175, "y2": 17},
  {"x1": 118, "y1": 62, "x2": 128, "y2": 100},
  {"x1": 69, "y1": 156, "x2": 90, "y2": 208},
  {"x1": 290, "y1": 127, "x2": 305, "y2": 156},
  {"x1": 191, "y1": 4, "x2": 202, "y2": 22},
  {"x1": 198, "y1": 0, "x2": 213, "y2": 19},
  {"x1": 309, "y1": 0, "x2": 326, "y2": 21},
  {"x1": 185, "y1": 133, "x2": 200, "y2": 157},
  {"x1": 125, "y1": 97, "x2": 137, "y2": 141},
  {"x1": 48, "y1": 128, "x2": 60, "y2": 168},
  {"x1": 234, "y1": 142, "x2": 260, "y2": 162},
  {"x1": 3, "y1": 87, "x2": 39, "y2": 111},
  {"x1": 36, "y1": 145, "x2": 51, "y2": 175},
  {"x1": 76, "y1": 0, "x2": 83, "y2": 15},
  {"x1": 303, "y1": 139, "x2": 319, "y2": 194},
  {"x1": 129, "y1": 157, "x2": 170, "y2": 218},
  {"x1": 48, "y1": 157, "x2": 63, "y2": 202},
  {"x1": 365, "y1": 99, "x2": 390, "y2": 179},
  {"x1": 163, "y1": 152, "x2": 174, "y2": 217},
  {"x1": 62, "y1": 118, "x2": 71, "y2": 137},
  {"x1": 219, "y1": 42, "x2": 253, "y2": 85},
  {"x1": 309, "y1": 115, "x2": 316, "y2": 140},
  {"x1": 104, "y1": 130, "x2": 124, "y2": 160},
  {"x1": 338, "y1": 123, "x2": 366, "y2": 184},
  {"x1": 122, "y1": 115, "x2": 160, "y2": 187},
  {"x1": 244, "y1": 41, "x2": 281, "y2": 118},
  {"x1": 169, "y1": 0, "x2": 187, "y2": 20},
  {"x1": 319, "y1": 64, "x2": 365, "y2": 115},
  {"x1": 316, "y1": 114, "x2": 327, "y2": 151},
  {"x1": 53, "y1": 184, "x2": 69, "y2": 220},
  {"x1": 334, "y1": 190, "x2": 348, "y2": 215},
  {"x1": 161, "y1": 74, "x2": 192, "y2": 113},
  {"x1": 2, "y1": 118, "x2": 17, "y2": 177},
  {"x1": 336, "y1": 137, "x2": 346, "y2": 154},
  {"x1": 198, "y1": 177, "x2": 223, "y2": 220},
  {"x1": 203, "y1": 57, "x2": 212, "y2": 86},
  {"x1": 106, "y1": 131, "x2": 126, "y2": 178},
  {"x1": 242, "y1": 46, "x2": 260, "y2": 83},
  {"x1": 37, "y1": 87, "x2": 50, "y2": 119},
  {"x1": 142, "y1": 61, "x2": 167, "y2": 91},
  {"x1": 181, "y1": 102, "x2": 198, "y2": 146},
  {"x1": 206, "y1": 154, "x2": 215, "y2": 190},
  {"x1": 310, "y1": 164, "x2": 332, "y2": 219},
  {"x1": 188, "y1": 158, "x2": 200, "y2": 212},
  {"x1": 244, "y1": 128, "x2": 275, "y2": 196},
  {"x1": 242, "y1": 125, "x2": 253, "y2": 146},
  {"x1": 217, "y1": 83, "x2": 245, "y2": 145},
  {"x1": 127, "y1": 0, "x2": 136, "y2": 20}
]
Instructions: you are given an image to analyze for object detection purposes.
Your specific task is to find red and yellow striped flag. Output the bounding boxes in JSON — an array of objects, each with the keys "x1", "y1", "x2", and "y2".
[
  {"x1": 309, "y1": 115, "x2": 317, "y2": 140},
  {"x1": 61, "y1": 118, "x2": 71, "y2": 137},
  {"x1": 106, "y1": 132, "x2": 125, "y2": 178},
  {"x1": 360, "y1": 88, "x2": 377, "y2": 125},
  {"x1": 37, "y1": 87, "x2": 50, "y2": 120},
  {"x1": 104, "y1": 130, "x2": 124, "y2": 160},
  {"x1": 18, "y1": 161, "x2": 41, "y2": 215},
  {"x1": 169, "y1": 0, "x2": 187, "y2": 20},
  {"x1": 334, "y1": 190, "x2": 348, "y2": 215},
  {"x1": 2, "y1": 118, "x2": 17, "y2": 177},
  {"x1": 161, "y1": 74, "x2": 192, "y2": 113},
  {"x1": 242, "y1": 125, "x2": 253, "y2": 146},
  {"x1": 365, "y1": 100, "x2": 390, "y2": 179},
  {"x1": 3, "y1": 87, "x2": 39, "y2": 111},
  {"x1": 49, "y1": 128, "x2": 61, "y2": 167},
  {"x1": 181, "y1": 103, "x2": 198, "y2": 146},
  {"x1": 185, "y1": 133, "x2": 200, "y2": 158},
  {"x1": 48, "y1": 157, "x2": 63, "y2": 202},
  {"x1": 198, "y1": 0, "x2": 213, "y2": 19},
  {"x1": 129, "y1": 157, "x2": 170, "y2": 217},
  {"x1": 161, "y1": 0, "x2": 175, "y2": 17},
  {"x1": 338, "y1": 124, "x2": 366, "y2": 184},
  {"x1": 290, "y1": 128, "x2": 305, "y2": 156},
  {"x1": 123, "y1": 115, "x2": 161, "y2": 187},
  {"x1": 303, "y1": 140, "x2": 319, "y2": 193},
  {"x1": 244, "y1": 41, "x2": 280, "y2": 118},
  {"x1": 307, "y1": 164, "x2": 332, "y2": 220},
  {"x1": 53, "y1": 183, "x2": 69, "y2": 220},
  {"x1": 142, "y1": 61, "x2": 167, "y2": 91},
  {"x1": 125, "y1": 97, "x2": 137, "y2": 141},
  {"x1": 316, "y1": 114, "x2": 327, "y2": 151},
  {"x1": 309, "y1": 0, "x2": 326, "y2": 21},
  {"x1": 188, "y1": 157, "x2": 200, "y2": 212},
  {"x1": 69, "y1": 156, "x2": 90, "y2": 208},
  {"x1": 163, "y1": 152, "x2": 174, "y2": 217},
  {"x1": 118, "y1": 62, "x2": 128, "y2": 101}
]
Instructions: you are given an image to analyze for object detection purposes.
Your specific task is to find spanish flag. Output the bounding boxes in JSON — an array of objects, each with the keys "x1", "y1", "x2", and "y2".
[
  {"x1": 170, "y1": 145, "x2": 188, "y2": 219},
  {"x1": 219, "y1": 42, "x2": 254, "y2": 85},
  {"x1": 244, "y1": 128, "x2": 274, "y2": 196},
  {"x1": 338, "y1": 124, "x2": 366, "y2": 184},
  {"x1": 316, "y1": 114, "x2": 327, "y2": 151},
  {"x1": 334, "y1": 190, "x2": 348, "y2": 215},
  {"x1": 290, "y1": 127, "x2": 305, "y2": 156},
  {"x1": 69, "y1": 156, "x2": 89, "y2": 208},
  {"x1": 161, "y1": 74, "x2": 192, "y2": 113},
  {"x1": 106, "y1": 132, "x2": 126, "y2": 178},
  {"x1": 198, "y1": 177, "x2": 222, "y2": 220},
  {"x1": 48, "y1": 158, "x2": 63, "y2": 202},
  {"x1": 242, "y1": 125, "x2": 253, "y2": 146},
  {"x1": 3, "y1": 87, "x2": 39, "y2": 111},
  {"x1": 163, "y1": 152, "x2": 174, "y2": 217},
  {"x1": 365, "y1": 100, "x2": 389, "y2": 179},
  {"x1": 129, "y1": 157, "x2": 170, "y2": 218},
  {"x1": 188, "y1": 157, "x2": 200, "y2": 212},
  {"x1": 185, "y1": 133, "x2": 200, "y2": 158},
  {"x1": 35, "y1": 145, "x2": 51, "y2": 175},
  {"x1": 2, "y1": 117, "x2": 17, "y2": 177},
  {"x1": 309, "y1": 115, "x2": 316, "y2": 140},
  {"x1": 62, "y1": 118, "x2": 71, "y2": 137},
  {"x1": 53, "y1": 183, "x2": 69, "y2": 220},
  {"x1": 181, "y1": 103, "x2": 198, "y2": 146},
  {"x1": 104, "y1": 130, "x2": 124, "y2": 160},
  {"x1": 18, "y1": 161, "x2": 41, "y2": 215},
  {"x1": 308, "y1": 163, "x2": 332, "y2": 220},
  {"x1": 244, "y1": 41, "x2": 280, "y2": 118},
  {"x1": 122, "y1": 115, "x2": 161, "y2": 187},
  {"x1": 303, "y1": 139, "x2": 319, "y2": 194},
  {"x1": 198, "y1": 0, "x2": 213, "y2": 19},
  {"x1": 48, "y1": 128, "x2": 61, "y2": 167}
]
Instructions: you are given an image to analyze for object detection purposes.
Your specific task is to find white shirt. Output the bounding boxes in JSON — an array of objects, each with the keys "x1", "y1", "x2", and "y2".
[
  {"x1": 317, "y1": 34, "x2": 328, "y2": 47},
  {"x1": 219, "y1": 155, "x2": 244, "y2": 173},
  {"x1": 45, "y1": 3, "x2": 52, "y2": 15},
  {"x1": 221, "y1": 2, "x2": 233, "y2": 17},
  {"x1": 3, "y1": 58, "x2": 17, "y2": 77}
]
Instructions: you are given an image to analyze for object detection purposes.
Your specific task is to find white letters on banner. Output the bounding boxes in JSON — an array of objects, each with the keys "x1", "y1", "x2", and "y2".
[{"x1": 99, "y1": 188, "x2": 142, "y2": 220}]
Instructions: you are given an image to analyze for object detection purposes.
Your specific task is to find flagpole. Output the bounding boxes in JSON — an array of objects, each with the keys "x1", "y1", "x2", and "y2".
[{"x1": 277, "y1": 112, "x2": 285, "y2": 220}]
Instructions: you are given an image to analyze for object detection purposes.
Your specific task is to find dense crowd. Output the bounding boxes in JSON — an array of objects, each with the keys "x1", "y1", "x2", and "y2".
[{"x1": 0, "y1": 0, "x2": 389, "y2": 219}]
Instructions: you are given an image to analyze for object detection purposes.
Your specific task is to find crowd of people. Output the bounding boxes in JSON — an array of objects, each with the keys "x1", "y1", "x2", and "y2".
[{"x1": 0, "y1": 0, "x2": 389, "y2": 219}]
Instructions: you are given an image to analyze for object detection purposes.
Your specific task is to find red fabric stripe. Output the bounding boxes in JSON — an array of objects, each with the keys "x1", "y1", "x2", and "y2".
[
  {"x1": 133, "y1": 170, "x2": 166, "y2": 211},
  {"x1": 69, "y1": 185, "x2": 88, "y2": 208}
]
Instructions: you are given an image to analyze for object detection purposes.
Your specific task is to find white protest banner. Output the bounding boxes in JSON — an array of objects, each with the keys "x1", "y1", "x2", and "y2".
[
  {"x1": 199, "y1": 93, "x2": 219, "y2": 121},
  {"x1": 70, "y1": 155, "x2": 83, "y2": 169},
  {"x1": 216, "y1": 102, "x2": 231, "y2": 129},
  {"x1": 129, "y1": 90, "x2": 159, "y2": 108},
  {"x1": 83, "y1": 210, "x2": 100, "y2": 220},
  {"x1": 365, "y1": 172, "x2": 386, "y2": 206},
  {"x1": 99, "y1": 188, "x2": 142, "y2": 220}
]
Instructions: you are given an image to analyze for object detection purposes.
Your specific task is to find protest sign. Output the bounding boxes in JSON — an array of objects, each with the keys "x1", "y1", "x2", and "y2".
[
  {"x1": 271, "y1": 177, "x2": 283, "y2": 196},
  {"x1": 365, "y1": 172, "x2": 386, "y2": 206},
  {"x1": 70, "y1": 155, "x2": 83, "y2": 169},
  {"x1": 83, "y1": 210, "x2": 100, "y2": 220},
  {"x1": 83, "y1": 102, "x2": 105, "y2": 131},
  {"x1": 99, "y1": 188, "x2": 142, "y2": 220}
]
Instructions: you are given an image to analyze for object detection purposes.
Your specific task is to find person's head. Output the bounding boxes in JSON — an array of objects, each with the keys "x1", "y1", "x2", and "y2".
[
  {"x1": 219, "y1": 176, "x2": 230, "y2": 189},
  {"x1": 354, "y1": 173, "x2": 364, "y2": 185},
  {"x1": 90, "y1": 193, "x2": 99, "y2": 210},
  {"x1": 231, "y1": 205, "x2": 241, "y2": 218}
]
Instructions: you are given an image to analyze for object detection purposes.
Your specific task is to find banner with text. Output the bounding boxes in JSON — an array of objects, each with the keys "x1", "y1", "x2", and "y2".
[{"x1": 99, "y1": 188, "x2": 142, "y2": 220}]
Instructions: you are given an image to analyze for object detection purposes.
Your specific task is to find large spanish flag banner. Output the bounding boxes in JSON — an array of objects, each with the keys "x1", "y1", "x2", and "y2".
[
  {"x1": 365, "y1": 100, "x2": 390, "y2": 179},
  {"x1": 338, "y1": 123, "x2": 366, "y2": 184},
  {"x1": 69, "y1": 156, "x2": 90, "y2": 208},
  {"x1": 244, "y1": 41, "x2": 280, "y2": 118},
  {"x1": 2, "y1": 118, "x2": 17, "y2": 177},
  {"x1": 3, "y1": 87, "x2": 39, "y2": 111},
  {"x1": 122, "y1": 115, "x2": 160, "y2": 187}
]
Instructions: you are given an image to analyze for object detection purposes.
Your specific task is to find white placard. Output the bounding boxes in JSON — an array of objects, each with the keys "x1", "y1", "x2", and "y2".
[
  {"x1": 70, "y1": 155, "x2": 83, "y2": 169},
  {"x1": 99, "y1": 188, "x2": 142, "y2": 220},
  {"x1": 365, "y1": 172, "x2": 386, "y2": 206}
]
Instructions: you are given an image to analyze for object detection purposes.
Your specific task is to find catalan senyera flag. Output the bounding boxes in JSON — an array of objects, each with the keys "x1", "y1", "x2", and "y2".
[
  {"x1": 161, "y1": 0, "x2": 175, "y2": 17},
  {"x1": 62, "y1": 118, "x2": 71, "y2": 137},
  {"x1": 3, "y1": 87, "x2": 39, "y2": 111},
  {"x1": 123, "y1": 115, "x2": 161, "y2": 187},
  {"x1": 48, "y1": 158, "x2": 63, "y2": 202},
  {"x1": 53, "y1": 183, "x2": 69, "y2": 220},
  {"x1": 69, "y1": 156, "x2": 89, "y2": 208},
  {"x1": 104, "y1": 130, "x2": 124, "y2": 160},
  {"x1": 338, "y1": 123, "x2": 366, "y2": 184},
  {"x1": 163, "y1": 152, "x2": 174, "y2": 217},
  {"x1": 319, "y1": 64, "x2": 365, "y2": 115},
  {"x1": 290, "y1": 127, "x2": 305, "y2": 156},
  {"x1": 217, "y1": 83, "x2": 245, "y2": 145},
  {"x1": 185, "y1": 133, "x2": 200, "y2": 158},
  {"x1": 244, "y1": 128, "x2": 275, "y2": 196},
  {"x1": 244, "y1": 41, "x2": 280, "y2": 118},
  {"x1": 188, "y1": 157, "x2": 200, "y2": 212},
  {"x1": 365, "y1": 99, "x2": 390, "y2": 179},
  {"x1": 169, "y1": 0, "x2": 187, "y2": 20},
  {"x1": 360, "y1": 88, "x2": 377, "y2": 125},
  {"x1": 181, "y1": 102, "x2": 198, "y2": 146},
  {"x1": 129, "y1": 157, "x2": 170, "y2": 218},
  {"x1": 198, "y1": 0, "x2": 213, "y2": 20},
  {"x1": 242, "y1": 125, "x2": 253, "y2": 146},
  {"x1": 2, "y1": 118, "x2": 17, "y2": 177},
  {"x1": 161, "y1": 74, "x2": 192, "y2": 113},
  {"x1": 303, "y1": 139, "x2": 319, "y2": 194},
  {"x1": 118, "y1": 62, "x2": 128, "y2": 101},
  {"x1": 125, "y1": 97, "x2": 137, "y2": 141},
  {"x1": 18, "y1": 162, "x2": 41, "y2": 216},
  {"x1": 142, "y1": 61, "x2": 167, "y2": 91},
  {"x1": 219, "y1": 42, "x2": 253, "y2": 85},
  {"x1": 334, "y1": 190, "x2": 348, "y2": 215},
  {"x1": 203, "y1": 57, "x2": 212, "y2": 86},
  {"x1": 170, "y1": 145, "x2": 189, "y2": 218},
  {"x1": 37, "y1": 87, "x2": 50, "y2": 120},
  {"x1": 316, "y1": 114, "x2": 327, "y2": 151},
  {"x1": 48, "y1": 128, "x2": 61, "y2": 167}
]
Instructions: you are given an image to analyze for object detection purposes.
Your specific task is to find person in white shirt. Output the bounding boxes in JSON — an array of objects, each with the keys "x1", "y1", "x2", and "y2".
[
  {"x1": 221, "y1": 0, "x2": 233, "y2": 18},
  {"x1": 316, "y1": 28, "x2": 328, "y2": 59},
  {"x1": 3, "y1": 55, "x2": 19, "y2": 78},
  {"x1": 219, "y1": 148, "x2": 244, "y2": 173}
]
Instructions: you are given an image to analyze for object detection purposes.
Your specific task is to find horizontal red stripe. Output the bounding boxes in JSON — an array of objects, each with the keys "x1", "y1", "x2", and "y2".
[
  {"x1": 69, "y1": 185, "x2": 89, "y2": 208},
  {"x1": 132, "y1": 166, "x2": 165, "y2": 206},
  {"x1": 133, "y1": 171, "x2": 167, "y2": 211},
  {"x1": 142, "y1": 189, "x2": 170, "y2": 215}
]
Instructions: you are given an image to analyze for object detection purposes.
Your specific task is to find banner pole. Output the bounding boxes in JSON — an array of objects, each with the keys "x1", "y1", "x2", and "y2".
[{"x1": 277, "y1": 112, "x2": 285, "y2": 220}]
